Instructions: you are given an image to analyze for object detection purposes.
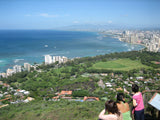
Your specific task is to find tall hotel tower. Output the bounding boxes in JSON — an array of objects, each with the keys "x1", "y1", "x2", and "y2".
[
  {"x1": 24, "y1": 63, "x2": 31, "y2": 72},
  {"x1": 45, "y1": 55, "x2": 53, "y2": 64}
]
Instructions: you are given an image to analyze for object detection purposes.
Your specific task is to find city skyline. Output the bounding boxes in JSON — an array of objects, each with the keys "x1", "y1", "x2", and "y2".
[{"x1": 0, "y1": 0, "x2": 160, "y2": 29}]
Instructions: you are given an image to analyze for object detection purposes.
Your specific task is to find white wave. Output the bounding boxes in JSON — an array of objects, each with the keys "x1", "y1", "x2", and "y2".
[
  {"x1": 131, "y1": 46, "x2": 135, "y2": 49},
  {"x1": 44, "y1": 45, "x2": 48, "y2": 47},
  {"x1": 14, "y1": 59, "x2": 24, "y2": 63},
  {"x1": 0, "y1": 60, "x2": 4, "y2": 63},
  {"x1": 96, "y1": 49, "x2": 103, "y2": 52},
  {"x1": 97, "y1": 36, "x2": 103, "y2": 40},
  {"x1": 123, "y1": 44, "x2": 128, "y2": 47}
]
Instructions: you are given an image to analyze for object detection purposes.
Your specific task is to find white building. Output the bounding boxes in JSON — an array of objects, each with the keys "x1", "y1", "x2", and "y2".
[
  {"x1": 24, "y1": 91, "x2": 30, "y2": 95},
  {"x1": 0, "y1": 73, "x2": 7, "y2": 78},
  {"x1": 6, "y1": 69, "x2": 14, "y2": 76},
  {"x1": 24, "y1": 63, "x2": 31, "y2": 72},
  {"x1": 62, "y1": 56, "x2": 68, "y2": 63},
  {"x1": 13, "y1": 65, "x2": 22, "y2": 73},
  {"x1": 45, "y1": 55, "x2": 68, "y2": 64},
  {"x1": 45, "y1": 55, "x2": 53, "y2": 64},
  {"x1": 136, "y1": 76, "x2": 144, "y2": 80},
  {"x1": 53, "y1": 56, "x2": 61, "y2": 63},
  {"x1": 105, "y1": 82, "x2": 112, "y2": 87}
]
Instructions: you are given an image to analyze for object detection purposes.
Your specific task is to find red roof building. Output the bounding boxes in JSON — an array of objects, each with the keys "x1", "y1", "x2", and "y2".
[
  {"x1": 83, "y1": 96, "x2": 99, "y2": 101},
  {"x1": 58, "y1": 91, "x2": 72, "y2": 96}
]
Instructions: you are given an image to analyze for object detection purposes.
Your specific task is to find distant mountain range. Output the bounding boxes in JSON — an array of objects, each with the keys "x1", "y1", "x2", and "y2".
[
  {"x1": 54, "y1": 24, "x2": 126, "y2": 31},
  {"x1": 54, "y1": 23, "x2": 160, "y2": 31}
]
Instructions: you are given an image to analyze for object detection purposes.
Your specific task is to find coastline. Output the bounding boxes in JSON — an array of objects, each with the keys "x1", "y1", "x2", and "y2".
[
  {"x1": 0, "y1": 30, "x2": 146, "y2": 73},
  {"x1": 101, "y1": 33, "x2": 147, "y2": 50},
  {"x1": 117, "y1": 37, "x2": 147, "y2": 48}
]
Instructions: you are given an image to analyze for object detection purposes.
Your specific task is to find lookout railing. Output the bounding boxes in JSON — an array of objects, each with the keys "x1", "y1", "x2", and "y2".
[{"x1": 142, "y1": 90, "x2": 160, "y2": 120}]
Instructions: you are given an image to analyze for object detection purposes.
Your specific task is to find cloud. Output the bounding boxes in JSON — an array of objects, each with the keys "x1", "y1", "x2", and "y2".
[
  {"x1": 107, "y1": 20, "x2": 112, "y2": 24},
  {"x1": 39, "y1": 13, "x2": 59, "y2": 18},
  {"x1": 73, "y1": 21, "x2": 79, "y2": 24},
  {"x1": 25, "y1": 13, "x2": 70, "y2": 18}
]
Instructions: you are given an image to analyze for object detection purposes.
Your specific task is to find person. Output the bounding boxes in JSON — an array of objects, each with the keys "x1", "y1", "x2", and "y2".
[
  {"x1": 132, "y1": 84, "x2": 144, "y2": 120},
  {"x1": 116, "y1": 93, "x2": 132, "y2": 120},
  {"x1": 98, "y1": 100, "x2": 123, "y2": 120}
]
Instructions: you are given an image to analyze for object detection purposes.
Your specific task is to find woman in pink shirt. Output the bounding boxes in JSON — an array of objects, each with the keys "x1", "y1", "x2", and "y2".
[
  {"x1": 98, "y1": 100, "x2": 122, "y2": 120},
  {"x1": 132, "y1": 84, "x2": 144, "y2": 120}
]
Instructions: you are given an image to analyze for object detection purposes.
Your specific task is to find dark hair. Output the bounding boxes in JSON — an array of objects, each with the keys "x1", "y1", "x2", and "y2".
[
  {"x1": 132, "y1": 84, "x2": 139, "y2": 93},
  {"x1": 117, "y1": 93, "x2": 125, "y2": 103},
  {"x1": 105, "y1": 100, "x2": 120, "y2": 116}
]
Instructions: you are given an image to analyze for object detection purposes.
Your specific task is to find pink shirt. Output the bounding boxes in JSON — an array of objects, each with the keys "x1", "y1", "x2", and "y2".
[{"x1": 133, "y1": 92, "x2": 144, "y2": 111}]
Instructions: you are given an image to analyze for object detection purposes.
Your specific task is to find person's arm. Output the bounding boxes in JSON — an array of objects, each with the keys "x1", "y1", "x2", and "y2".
[
  {"x1": 99, "y1": 109, "x2": 108, "y2": 119},
  {"x1": 133, "y1": 99, "x2": 137, "y2": 107}
]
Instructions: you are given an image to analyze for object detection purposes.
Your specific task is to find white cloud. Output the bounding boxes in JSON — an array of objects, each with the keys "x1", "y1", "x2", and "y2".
[
  {"x1": 25, "y1": 13, "x2": 70, "y2": 18},
  {"x1": 39, "y1": 13, "x2": 59, "y2": 18},
  {"x1": 107, "y1": 20, "x2": 112, "y2": 24},
  {"x1": 73, "y1": 21, "x2": 79, "y2": 24}
]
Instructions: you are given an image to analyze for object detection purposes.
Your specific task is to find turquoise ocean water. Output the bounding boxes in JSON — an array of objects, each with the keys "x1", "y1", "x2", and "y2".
[{"x1": 0, "y1": 30, "x2": 144, "y2": 72}]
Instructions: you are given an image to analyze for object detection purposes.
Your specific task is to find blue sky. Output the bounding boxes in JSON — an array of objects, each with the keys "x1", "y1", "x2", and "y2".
[{"x1": 0, "y1": 0, "x2": 160, "y2": 29}]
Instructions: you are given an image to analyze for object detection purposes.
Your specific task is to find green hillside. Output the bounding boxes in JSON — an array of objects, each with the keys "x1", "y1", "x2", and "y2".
[
  {"x1": 0, "y1": 51, "x2": 160, "y2": 120},
  {"x1": 0, "y1": 100, "x2": 104, "y2": 120},
  {"x1": 91, "y1": 59, "x2": 150, "y2": 71}
]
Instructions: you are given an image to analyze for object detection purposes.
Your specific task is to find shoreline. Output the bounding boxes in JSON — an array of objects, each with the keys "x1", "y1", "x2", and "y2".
[
  {"x1": 102, "y1": 33, "x2": 147, "y2": 50},
  {"x1": 117, "y1": 37, "x2": 147, "y2": 48},
  {"x1": 0, "y1": 31, "x2": 146, "y2": 73}
]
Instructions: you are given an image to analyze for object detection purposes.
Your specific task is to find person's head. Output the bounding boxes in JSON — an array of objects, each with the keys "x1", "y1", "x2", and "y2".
[
  {"x1": 105, "y1": 100, "x2": 120, "y2": 116},
  {"x1": 117, "y1": 93, "x2": 125, "y2": 103},
  {"x1": 132, "y1": 84, "x2": 139, "y2": 93}
]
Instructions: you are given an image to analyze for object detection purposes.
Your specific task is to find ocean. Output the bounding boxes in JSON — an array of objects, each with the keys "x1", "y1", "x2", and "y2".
[{"x1": 0, "y1": 30, "x2": 144, "y2": 72}]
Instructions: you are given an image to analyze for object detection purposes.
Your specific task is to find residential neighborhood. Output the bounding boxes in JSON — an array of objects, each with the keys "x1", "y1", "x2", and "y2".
[
  {"x1": 1, "y1": 67, "x2": 160, "y2": 109},
  {"x1": 0, "y1": 81, "x2": 34, "y2": 108}
]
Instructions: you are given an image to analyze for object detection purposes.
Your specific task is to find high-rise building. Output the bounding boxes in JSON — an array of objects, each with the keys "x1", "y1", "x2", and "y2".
[
  {"x1": 62, "y1": 56, "x2": 68, "y2": 63},
  {"x1": 24, "y1": 63, "x2": 31, "y2": 72},
  {"x1": 122, "y1": 30, "x2": 129, "y2": 37},
  {"x1": 6, "y1": 69, "x2": 14, "y2": 76},
  {"x1": 53, "y1": 56, "x2": 64, "y2": 63},
  {"x1": 13, "y1": 65, "x2": 22, "y2": 73},
  {"x1": 45, "y1": 55, "x2": 52, "y2": 64},
  {"x1": 45, "y1": 55, "x2": 68, "y2": 64},
  {"x1": 53, "y1": 56, "x2": 58, "y2": 63}
]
